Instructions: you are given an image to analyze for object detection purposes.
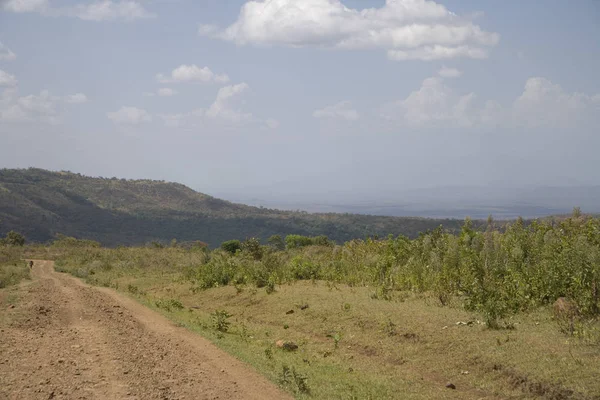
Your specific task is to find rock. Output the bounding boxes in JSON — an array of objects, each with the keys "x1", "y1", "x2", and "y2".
[
  {"x1": 299, "y1": 304, "x2": 309, "y2": 310},
  {"x1": 445, "y1": 383, "x2": 456, "y2": 389},
  {"x1": 275, "y1": 340, "x2": 298, "y2": 351}
]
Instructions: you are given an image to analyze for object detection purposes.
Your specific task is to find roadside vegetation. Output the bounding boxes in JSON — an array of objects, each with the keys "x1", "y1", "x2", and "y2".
[
  {"x1": 0, "y1": 231, "x2": 29, "y2": 288},
  {"x1": 48, "y1": 210, "x2": 600, "y2": 399}
]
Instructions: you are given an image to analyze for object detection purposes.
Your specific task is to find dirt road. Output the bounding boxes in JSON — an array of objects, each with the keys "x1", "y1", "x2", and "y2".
[{"x1": 0, "y1": 261, "x2": 292, "y2": 400}]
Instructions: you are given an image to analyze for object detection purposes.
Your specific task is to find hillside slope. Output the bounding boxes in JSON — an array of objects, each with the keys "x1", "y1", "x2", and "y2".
[{"x1": 0, "y1": 168, "x2": 466, "y2": 247}]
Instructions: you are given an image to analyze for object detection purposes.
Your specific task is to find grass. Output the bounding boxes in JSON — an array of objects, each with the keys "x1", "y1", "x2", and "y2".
[
  {"x1": 54, "y1": 257, "x2": 600, "y2": 399},
  {"x1": 0, "y1": 246, "x2": 30, "y2": 289}
]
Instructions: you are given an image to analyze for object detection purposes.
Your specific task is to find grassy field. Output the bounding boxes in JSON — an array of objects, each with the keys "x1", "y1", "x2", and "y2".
[{"x1": 52, "y1": 230, "x2": 600, "y2": 399}]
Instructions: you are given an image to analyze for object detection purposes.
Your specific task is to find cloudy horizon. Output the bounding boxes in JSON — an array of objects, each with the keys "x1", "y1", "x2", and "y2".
[{"x1": 1, "y1": 0, "x2": 599, "y2": 203}]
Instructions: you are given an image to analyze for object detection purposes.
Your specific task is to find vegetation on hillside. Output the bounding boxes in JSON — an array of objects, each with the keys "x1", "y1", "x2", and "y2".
[
  {"x1": 0, "y1": 168, "x2": 469, "y2": 247},
  {"x1": 51, "y1": 211, "x2": 600, "y2": 399}
]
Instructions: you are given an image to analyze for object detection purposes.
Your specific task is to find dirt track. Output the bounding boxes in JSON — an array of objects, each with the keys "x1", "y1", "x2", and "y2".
[{"x1": 0, "y1": 261, "x2": 291, "y2": 400}]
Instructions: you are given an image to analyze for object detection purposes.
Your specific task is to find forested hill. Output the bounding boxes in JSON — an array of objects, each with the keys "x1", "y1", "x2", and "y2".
[{"x1": 0, "y1": 168, "x2": 468, "y2": 247}]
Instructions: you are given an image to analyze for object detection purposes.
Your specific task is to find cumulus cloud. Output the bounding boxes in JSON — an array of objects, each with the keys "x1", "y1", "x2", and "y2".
[
  {"x1": 157, "y1": 88, "x2": 177, "y2": 97},
  {"x1": 156, "y1": 64, "x2": 229, "y2": 84},
  {"x1": 513, "y1": 77, "x2": 600, "y2": 128},
  {"x1": 201, "y1": 0, "x2": 499, "y2": 61},
  {"x1": 438, "y1": 66, "x2": 462, "y2": 78},
  {"x1": 206, "y1": 83, "x2": 252, "y2": 121},
  {"x1": 0, "y1": 42, "x2": 17, "y2": 61},
  {"x1": 313, "y1": 101, "x2": 359, "y2": 121},
  {"x1": 0, "y1": 87, "x2": 86, "y2": 123},
  {"x1": 107, "y1": 106, "x2": 152, "y2": 125},
  {"x1": 1, "y1": 0, "x2": 154, "y2": 21},
  {"x1": 381, "y1": 76, "x2": 485, "y2": 127},
  {"x1": 157, "y1": 83, "x2": 274, "y2": 128},
  {"x1": 0, "y1": 69, "x2": 18, "y2": 87},
  {"x1": 65, "y1": 93, "x2": 88, "y2": 104},
  {"x1": 381, "y1": 75, "x2": 599, "y2": 129}
]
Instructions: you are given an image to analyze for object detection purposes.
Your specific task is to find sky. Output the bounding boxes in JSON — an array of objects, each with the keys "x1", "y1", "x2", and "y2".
[{"x1": 1, "y1": 0, "x2": 599, "y2": 203}]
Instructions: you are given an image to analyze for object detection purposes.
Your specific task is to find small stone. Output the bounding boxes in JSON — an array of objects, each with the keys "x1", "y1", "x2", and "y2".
[
  {"x1": 276, "y1": 340, "x2": 298, "y2": 351},
  {"x1": 446, "y1": 383, "x2": 456, "y2": 389}
]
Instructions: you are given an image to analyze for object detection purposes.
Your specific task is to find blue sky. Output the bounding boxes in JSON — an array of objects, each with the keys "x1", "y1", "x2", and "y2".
[{"x1": 1, "y1": 0, "x2": 599, "y2": 202}]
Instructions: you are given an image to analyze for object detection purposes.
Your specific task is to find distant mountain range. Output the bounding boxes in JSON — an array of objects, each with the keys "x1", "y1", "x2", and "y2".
[{"x1": 0, "y1": 168, "x2": 472, "y2": 247}]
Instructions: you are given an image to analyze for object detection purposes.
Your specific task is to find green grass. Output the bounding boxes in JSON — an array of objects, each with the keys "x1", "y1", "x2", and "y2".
[
  {"x1": 55, "y1": 256, "x2": 600, "y2": 399},
  {"x1": 0, "y1": 246, "x2": 30, "y2": 288},
  {"x1": 0, "y1": 263, "x2": 30, "y2": 288}
]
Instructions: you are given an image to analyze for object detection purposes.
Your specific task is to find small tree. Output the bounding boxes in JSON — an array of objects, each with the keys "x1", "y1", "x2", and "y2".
[
  {"x1": 286, "y1": 235, "x2": 313, "y2": 249},
  {"x1": 242, "y1": 237, "x2": 263, "y2": 260},
  {"x1": 267, "y1": 235, "x2": 285, "y2": 251},
  {"x1": 313, "y1": 235, "x2": 333, "y2": 247},
  {"x1": 2, "y1": 231, "x2": 25, "y2": 246},
  {"x1": 221, "y1": 240, "x2": 242, "y2": 255}
]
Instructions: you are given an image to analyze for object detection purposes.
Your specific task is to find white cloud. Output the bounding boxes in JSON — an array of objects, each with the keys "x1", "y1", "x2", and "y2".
[
  {"x1": 71, "y1": 0, "x2": 155, "y2": 21},
  {"x1": 438, "y1": 66, "x2": 462, "y2": 78},
  {"x1": 202, "y1": 0, "x2": 499, "y2": 61},
  {"x1": 206, "y1": 83, "x2": 252, "y2": 121},
  {"x1": 156, "y1": 64, "x2": 229, "y2": 84},
  {"x1": 18, "y1": 90, "x2": 59, "y2": 115},
  {"x1": 1, "y1": 0, "x2": 154, "y2": 21},
  {"x1": 313, "y1": 101, "x2": 359, "y2": 121},
  {"x1": 1, "y1": 0, "x2": 48, "y2": 13},
  {"x1": 157, "y1": 88, "x2": 177, "y2": 97},
  {"x1": 381, "y1": 76, "x2": 494, "y2": 127},
  {"x1": 65, "y1": 93, "x2": 88, "y2": 104},
  {"x1": 157, "y1": 83, "x2": 271, "y2": 127},
  {"x1": 0, "y1": 42, "x2": 17, "y2": 61},
  {"x1": 0, "y1": 69, "x2": 18, "y2": 87},
  {"x1": 107, "y1": 106, "x2": 152, "y2": 125},
  {"x1": 513, "y1": 77, "x2": 600, "y2": 128},
  {"x1": 0, "y1": 88, "x2": 84, "y2": 123},
  {"x1": 388, "y1": 45, "x2": 488, "y2": 61},
  {"x1": 381, "y1": 75, "x2": 599, "y2": 130}
]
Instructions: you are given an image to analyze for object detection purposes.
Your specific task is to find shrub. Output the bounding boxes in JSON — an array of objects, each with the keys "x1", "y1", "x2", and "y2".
[
  {"x1": 1, "y1": 231, "x2": 25, "y2": 247},
  {"x1": 221, "y1": 240, "x2": 242, "y2": 255}
]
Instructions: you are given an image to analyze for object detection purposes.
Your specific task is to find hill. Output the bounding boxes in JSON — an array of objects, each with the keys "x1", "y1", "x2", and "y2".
[{"x1": 0, "y1": 168, "x2": 468, "y2": 247}]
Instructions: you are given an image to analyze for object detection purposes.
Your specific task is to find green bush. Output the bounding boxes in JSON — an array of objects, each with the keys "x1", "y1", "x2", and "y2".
[
  {"x1": 221, "y1": 240, "x2": 242, "y2": 255},
  {"x1": 1, "y1": 231, "x2": 25, "y2": 246}
]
